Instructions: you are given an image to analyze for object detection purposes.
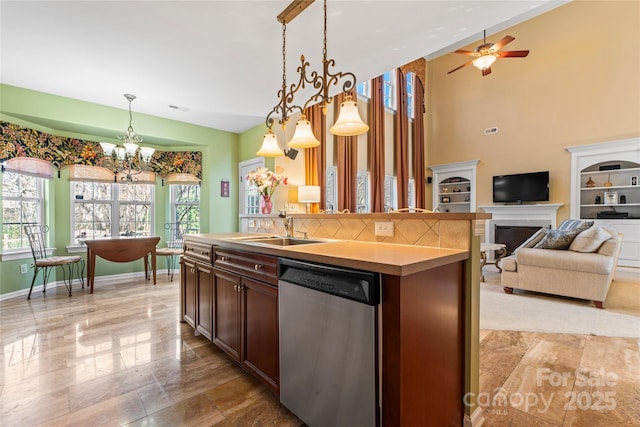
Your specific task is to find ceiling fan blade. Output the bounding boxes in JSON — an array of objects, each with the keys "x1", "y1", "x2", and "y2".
[
  {"x1": 491, "y1": 35, "x2": 515, "y2": 52},
  {"x1": 482, "y1": 67, "x2": 492, "y2": 77},
  {"x1": 454, "y1": 49, "x2": 480, "y2": 57},
  {"x1": 497, "y1": 50, "x2": 530, "y2": 58},
  {"x1": 448, "y1": 60, "x2": 474, "y2": 74}
]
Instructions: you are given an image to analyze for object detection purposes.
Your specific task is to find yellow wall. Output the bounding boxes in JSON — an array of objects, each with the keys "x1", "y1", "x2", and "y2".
[{"x1": 426, "y1": 0, "x2": 640, "y2": 221}]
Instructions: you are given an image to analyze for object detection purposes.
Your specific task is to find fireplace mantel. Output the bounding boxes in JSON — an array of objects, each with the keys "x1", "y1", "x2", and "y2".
[{"x1": 479, "y1": 204, "x2": 563, "y2": 243}]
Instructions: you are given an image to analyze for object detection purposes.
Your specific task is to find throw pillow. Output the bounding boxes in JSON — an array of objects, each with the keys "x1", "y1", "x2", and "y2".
[
  {"x1": 557, "y1": 219, "x2": 594, "y2": 231},
  {"x1": 534, "y1": 227, "x2": 584, "y2": 250},
  {"x1": 513, "y1": 228, "x2": 547, "y2": 253},
  {"x1": 569, "y1": 226, "x2": 615, "y2": 253}
]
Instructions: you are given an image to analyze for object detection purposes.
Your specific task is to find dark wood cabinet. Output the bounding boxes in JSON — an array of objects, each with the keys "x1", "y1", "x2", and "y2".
[
  {"x1": 195, "y1": 263, "x2": 213, "y2": 340},
  {"x1": 212, "y1": 268, "x2": 241, "y2": 360},
  {"x1": 180, "y1": 257, "x2": 197, "y2": 328},
  {"x1": 241, "y1": 276, "x2": 279, "y2": 393}
]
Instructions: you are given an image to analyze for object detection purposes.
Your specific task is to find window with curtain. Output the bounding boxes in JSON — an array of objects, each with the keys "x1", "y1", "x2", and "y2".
[
  {"x1": 408, "y1": 178, "x2": 415, "y2": 210},
  {"x1": 2, "y1": 171, "x2": 44, "y2": 250},
  {"x1": 170, "y1": 184, "x2": 200, "y2": 232},
  {"x1": 384, "y1": 175, "x2": 397, "y2": 212},
  {"x1": 356, "y1": 171, "x2": 370, "y2": 213},
  {"x1": 71, "y1": 182, "x2": 154, "y2": 243}
]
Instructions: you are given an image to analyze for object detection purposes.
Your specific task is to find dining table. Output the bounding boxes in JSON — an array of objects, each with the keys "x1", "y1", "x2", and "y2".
[{"x1": 84, "y1": 236, "x2": 161, "y2": 293}]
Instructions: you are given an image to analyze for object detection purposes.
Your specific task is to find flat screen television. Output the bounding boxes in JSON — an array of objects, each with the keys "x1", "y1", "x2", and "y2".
[{"x1": 493, "y1": 171, "x2": 549, "y2": 204}]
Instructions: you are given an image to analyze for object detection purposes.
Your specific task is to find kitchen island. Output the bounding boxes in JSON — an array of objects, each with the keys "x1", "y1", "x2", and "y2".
[{"x1": 181, "y1": 229, "x2": 477, "y2": 426}]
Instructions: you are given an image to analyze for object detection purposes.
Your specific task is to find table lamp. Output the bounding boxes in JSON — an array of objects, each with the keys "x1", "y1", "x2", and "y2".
[{"x1": 298, "y1": 185, "x2": 321, "y2": 213}]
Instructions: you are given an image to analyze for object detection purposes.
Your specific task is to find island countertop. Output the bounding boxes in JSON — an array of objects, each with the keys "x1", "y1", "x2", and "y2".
[{"x1": 183, "y1": 232, "x2": 468, "y2": 276}]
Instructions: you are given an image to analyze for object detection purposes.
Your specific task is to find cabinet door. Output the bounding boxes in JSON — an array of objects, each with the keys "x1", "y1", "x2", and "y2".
[
  {"x1": 241, "y1": 277, "x2": 279, "y2": 393},
  {"x1": 213, "y1": 268, "x2": 241, "y2": 361},
  {"x1": 181, "y1": 258, "x2": 197, "y2": 328},
  {"x1": 195, "y1": 263, "x2": 213, "y2": 340}
]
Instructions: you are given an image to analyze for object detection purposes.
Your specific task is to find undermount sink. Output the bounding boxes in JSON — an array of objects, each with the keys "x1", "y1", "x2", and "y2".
[{"x1": 239, "y1": 236, "x2": 330, "y2": 247}]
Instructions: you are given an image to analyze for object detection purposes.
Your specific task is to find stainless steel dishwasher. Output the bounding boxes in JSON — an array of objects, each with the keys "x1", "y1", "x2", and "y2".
[{"x1": 278, "y1": 258, "x2": 379, "y2": 427}]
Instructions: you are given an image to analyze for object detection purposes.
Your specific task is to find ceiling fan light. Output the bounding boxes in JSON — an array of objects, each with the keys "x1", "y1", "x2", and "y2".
[
  {"x1": 473, "y1": 54, "x2": 496, "y2": 70},
  {"x1": 330, "y1": 98, "x2": 369, "y2": 136},
  {"x1": 256, "y1": 129, "x2": 285, "y2": 157},
  {"x1": 288, "y1": 116, "x2": 321, "y2": 148}
]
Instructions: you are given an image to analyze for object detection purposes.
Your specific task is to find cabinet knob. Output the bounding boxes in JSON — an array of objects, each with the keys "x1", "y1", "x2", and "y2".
[
  {"x1": 220, "y1": 256, "x2": 227, "y2": 262},
  {"x1": 254, "y1": 264, "x2": 262, "y2": 271}
]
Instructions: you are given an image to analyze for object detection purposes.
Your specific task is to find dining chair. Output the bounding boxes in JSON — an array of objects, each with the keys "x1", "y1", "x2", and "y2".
[
  {"x1": 24, "y1": 224, "x2": 85, "y2": 300},
  {"x1": 155, "y1": 222, "x2": 190, "y2": 281}
]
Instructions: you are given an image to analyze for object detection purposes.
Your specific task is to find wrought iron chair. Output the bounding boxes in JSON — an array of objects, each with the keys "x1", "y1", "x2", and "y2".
[
  {"x1": 24, "y1": 224, "x2": 85, "y2": 300},
  {"x1": 155, "y1": 222, "x2": 190, "y2": 281}
]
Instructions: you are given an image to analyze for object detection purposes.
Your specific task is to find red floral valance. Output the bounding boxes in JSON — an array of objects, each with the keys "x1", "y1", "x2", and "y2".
[{"x1": 0, "y1": 121, "x2": 202, "y2": 181}]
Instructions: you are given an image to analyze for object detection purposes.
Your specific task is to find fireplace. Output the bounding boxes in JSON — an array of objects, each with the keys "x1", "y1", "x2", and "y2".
[{"x1": 495, "y1": 225, "x2": 544, "y2": 255}]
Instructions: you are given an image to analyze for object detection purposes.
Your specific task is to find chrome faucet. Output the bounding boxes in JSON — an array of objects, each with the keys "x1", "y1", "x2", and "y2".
[{"x1": 279, "y1": 210, "x2": 294, "y2": 237}]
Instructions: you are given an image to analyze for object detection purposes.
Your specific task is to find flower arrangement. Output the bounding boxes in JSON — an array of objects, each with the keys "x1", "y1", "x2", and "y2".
[{"x1": 246, "y1": 167, "x2": 288, "y2": 200}]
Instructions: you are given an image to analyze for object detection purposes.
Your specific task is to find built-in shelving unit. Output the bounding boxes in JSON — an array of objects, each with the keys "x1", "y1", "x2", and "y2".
[
  {"x1": 430, "y1": 160, "x2": 479, "y2": 213},
  {"x1": 567, "y1": 138, "x2": 640, "y2": 267}
]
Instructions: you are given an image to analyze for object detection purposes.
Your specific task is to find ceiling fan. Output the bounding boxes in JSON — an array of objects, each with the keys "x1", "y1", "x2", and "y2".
[{"x1": 448, "y1": 30, "x2": 529, "y2": 76}]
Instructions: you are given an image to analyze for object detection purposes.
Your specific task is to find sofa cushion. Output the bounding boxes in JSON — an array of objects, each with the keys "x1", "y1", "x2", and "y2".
[
  {"x1": 515, "y1": 247, "x2": 614, "y2": 275},
  {"x1": 513, "y1": 228, "x2": 547, "y2": 253},
  {"x1": 534, "y1": 226, "x2": 587, "y2": 250},
  {"x1": 569, "y1": 227, "x2": 615, "y2": 253}
]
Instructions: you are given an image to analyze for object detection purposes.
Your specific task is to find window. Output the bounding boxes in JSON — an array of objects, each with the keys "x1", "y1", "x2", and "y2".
[
  {"x1": 170, "y1": 184, "x2": 200, "y2": 231},
  {"x1": 383, "y1": 70, "x2": 396, "y2": 110},
  {"x1": 71, "y1": 182, "x2": 153, "y2": 243},
  {"x1": 325, "y1": 166, "x2": 337, "y2": 213},
  {"x1": 408, "y1": 178, "x2": 415, "y2": 210},
  {"x1": 357, "y1": 80, "x2": 371, "y2": 99},
  {"x1": 239, "y1": 158, "x2": 264, "y2": 215},
  {"x1": 384, "y1": 175, "x2": 397, "y2": 212},
  {"x1": 406, "y1": 72, "x2": 414, "y2": 119},
  {"x1": 2, "y1": 172, "x2": 44, "y2": 250},
  {"x1": 356, "y1": 172, "x2": 370, "y2": 213}
]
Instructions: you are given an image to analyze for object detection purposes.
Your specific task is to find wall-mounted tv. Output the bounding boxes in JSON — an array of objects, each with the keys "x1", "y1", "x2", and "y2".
[{"x1": 493, "y1": 171, "x2": 549, "y2": 204}]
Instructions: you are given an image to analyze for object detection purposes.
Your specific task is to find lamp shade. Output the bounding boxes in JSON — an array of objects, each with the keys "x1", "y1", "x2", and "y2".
[
  {"x1": 139, "y1": 146, "x2": 156, "y2": 163},
  {"x1": 99, "y1": 142, "x2": 116, "y2": 156},
  {"x1": 298, "y1": 185, "x2": 321, "y2": 203},
  {"x1": 256, "y1": 130, "x2": 285, "y2": 157},
  {"x1": 473, "y1": 54, "x2": 496, "y2": 70},
  {"x1": 288, "y1": 116, "x2": 321, "y2": 148},
  {"x1": 330, "y1": 98, "x2": 369, "y2": 136}
]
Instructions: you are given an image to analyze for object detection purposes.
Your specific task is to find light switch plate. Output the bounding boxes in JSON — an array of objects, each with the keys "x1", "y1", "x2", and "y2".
[{"x1": 374, "y1": 221, "x2": 394, "y2": 237}]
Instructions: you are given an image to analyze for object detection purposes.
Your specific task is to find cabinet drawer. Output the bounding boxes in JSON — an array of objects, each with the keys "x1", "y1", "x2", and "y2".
[
  {"x1": 215, "y1": 249, "x2": 278, "y2": 285},
  {"x1": 184, "y1": 241, "x2": 214, "y2": 265}
]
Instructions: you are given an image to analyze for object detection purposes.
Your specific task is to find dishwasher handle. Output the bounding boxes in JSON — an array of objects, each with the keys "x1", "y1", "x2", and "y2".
[{"x1": 279, "y1": 258, "x2": 379, "y2": 305}]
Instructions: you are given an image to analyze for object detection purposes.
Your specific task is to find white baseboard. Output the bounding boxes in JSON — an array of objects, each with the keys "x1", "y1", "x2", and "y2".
[
  {"x1": 464, "y1": 407, "x2": 484, "y2": 427},
  {"x1": 0, "y1": 270, "x2": 168, "y2": 302}
]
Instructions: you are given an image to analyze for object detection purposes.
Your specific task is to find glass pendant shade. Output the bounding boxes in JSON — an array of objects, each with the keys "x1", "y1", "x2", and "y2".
[
  {"x1": 123, "y1": 142, "x2": 139, "y2": 157},
  {"x1": 114, "y1": 147, "x2": 127, "y2": 161},
  {"x1": 139, "y1": 146, "x2": 156, "y2": 163},
  {"x1": 100, "y1": 142, "x2": 116, "y2": 156},
  {"x1": 288, "y1": 116, "x2": 320, "y2": 148},
  {"x1": 473, "y1": 54, "x2": 496, "y2": 70},
  {"x1": 330, "y1": 99, "x2": 369, "y2": 136},
  {"x1": 256, "y1": 130, "x2": 285, "y2": 157}
]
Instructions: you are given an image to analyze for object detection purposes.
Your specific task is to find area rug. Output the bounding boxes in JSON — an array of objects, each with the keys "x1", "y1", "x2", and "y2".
[{"x1": 480, "y1": 267, "x2": 640, "y2": 337}]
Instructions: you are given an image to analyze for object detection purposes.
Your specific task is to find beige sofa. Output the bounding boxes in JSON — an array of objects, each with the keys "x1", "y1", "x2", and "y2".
[{"x1": 501, "y1": 234, "x2": 622, "y2": 308}]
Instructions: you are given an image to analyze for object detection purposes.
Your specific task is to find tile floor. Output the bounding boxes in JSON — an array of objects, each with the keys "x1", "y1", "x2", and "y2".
[{"x1": 0, "y1": 275, "x2": 637, "y2": 426}]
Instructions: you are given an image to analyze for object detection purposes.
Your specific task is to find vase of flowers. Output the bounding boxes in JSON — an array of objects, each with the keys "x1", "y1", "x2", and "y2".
[{"x1": 246, "y1": 167, "x2": 287, "y2": 215}]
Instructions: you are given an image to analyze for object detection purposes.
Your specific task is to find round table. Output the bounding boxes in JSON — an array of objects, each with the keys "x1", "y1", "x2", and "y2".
[{"x1": 480, "y1": 243, "x2": 508, "y2": 282}]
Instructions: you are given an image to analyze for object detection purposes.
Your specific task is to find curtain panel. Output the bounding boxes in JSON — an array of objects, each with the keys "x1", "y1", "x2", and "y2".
[
  {"x1": 369, "y1": 76, "x2": 386, "y2": 213},
  {"x1": 0, "y1": 121, "x2": 202, "y2": 181},
  {"x1": 412, "y1": 75, "x2": 426, "y2": 209},
  {"x1": 304, "y1": 104, "x2": 326, "y2": 213},
  {"x1": 335, "y1": 92, "x2": 358, "y2": 213},
  {"x1": 394, "y1": 69, "x2": 409, "y2": 209}
]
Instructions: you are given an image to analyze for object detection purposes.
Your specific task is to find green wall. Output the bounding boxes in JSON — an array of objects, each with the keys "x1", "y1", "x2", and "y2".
[{"x1": 0, "y1": 84, "x2": 240, "y2": 297}]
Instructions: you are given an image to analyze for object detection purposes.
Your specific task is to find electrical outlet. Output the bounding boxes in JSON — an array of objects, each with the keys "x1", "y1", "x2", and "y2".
[
  {"x1": 20, "y1": 264, "x2": 28, "y2": 274},
  {"x1": 374, "y1": 221, "x2": 394, "y2": 237}
]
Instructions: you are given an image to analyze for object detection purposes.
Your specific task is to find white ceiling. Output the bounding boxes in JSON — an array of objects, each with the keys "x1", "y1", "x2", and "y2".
[{"x1": 1, "y1": 0, "x2": 567, "y2": 139}]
